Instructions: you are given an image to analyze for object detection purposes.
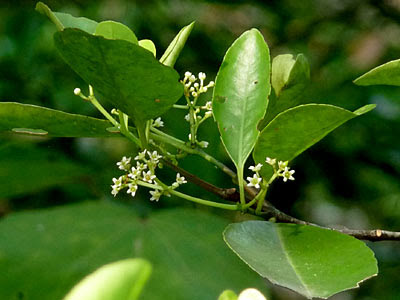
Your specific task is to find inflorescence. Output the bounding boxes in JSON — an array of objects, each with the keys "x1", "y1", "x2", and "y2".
[{"x1": 111, "y1": 150, "x2": 187, "y2": 202}]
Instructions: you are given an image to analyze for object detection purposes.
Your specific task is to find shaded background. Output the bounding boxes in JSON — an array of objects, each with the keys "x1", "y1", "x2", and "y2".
[{"x1": 1, "y1": 0, "x2": 400, "y2": 299}]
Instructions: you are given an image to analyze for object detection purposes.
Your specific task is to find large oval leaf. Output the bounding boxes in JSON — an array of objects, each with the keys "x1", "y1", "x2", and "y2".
[
  {"x1": 64, "y1": 259, "x2": 151, "y2": 300},
  {"x1": 36, "y1": 2, "x2": 98, "y2": 33},
  {"x1": 212, "y1": 29, "x2": 270, "y2": 169},
  {"x1": 160, "y1": 22, "x2": 195, "y2": 67},
  {"x1": 95, "y1": 21, "x2": 138, "y2": 44},
  {"x1": 354, "y1": 59, "x2": 400, "y2": 86},
  {"x1": 0, "y1": 203, "x2": 266, "y2": 300},
  {"x1": 224, "y1": 221, "x2": 378, "y2": 299},
  {"x1": 54, "y1": 28, "x2": 183, "y2": 122},
  {"x1": 0, "y1": 102, "x2": 117, "y2": 138},
  {"x1": 253, "y1": 103, "x2": 375, "y2": 179}
]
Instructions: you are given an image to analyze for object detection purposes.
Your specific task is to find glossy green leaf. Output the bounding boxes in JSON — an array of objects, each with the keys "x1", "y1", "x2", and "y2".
[
  {"x1": 0, "y1": 143, "x2": 90, "y2": 198},
  {"x1": 64, "y1": 259, "x2": 151, "y2": 300},
  {"x1": 95, "y1": 21, "x2": 138, "y2": 44},
  {"x1": 0, "y1": 203, "x2": 266, "y2": 300},
  {"x1": 218, "y1": 290, "x2": 238, "y2": 300},
  {"x1": 36, "y1": 2, "x2": 98, "y2": 34},
  {"x1": 212, "y1": 29, "x2": 270, "y2": 170},
  {"x1": 259, "y1": 54, "x2": 310, "y2": 129},
  {"x1": 0, "y1": 102, "x2": 118, "y2": 138},
  {"x1": 54, "y1": 29, "x2": 183, "y2": 123},
  {"x1": 354, "y1": 59, "x2": 400, "y2": 86},
  {"x1": 224, "y1": 221, "x2": 378, "y2": 299},
  {"x1": 253, "y1": 104, "x2": 375, "y2": 179},
  {"x1": 139, "y1": 39, "x2": 156, "y2": 57},
  {"x1": 160, "y1": 22, "x2": 195, "y2": 67}
]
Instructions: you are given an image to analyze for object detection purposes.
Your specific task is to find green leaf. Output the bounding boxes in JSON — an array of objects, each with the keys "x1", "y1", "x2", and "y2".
[
  {"x1": 139, "y1": 39, "x2": 156, "y2": 57},
  {"x1": 0, "y1": 143, "x2": 90, "y2": 198},
  {"x1": 0, "y1": 102, "x2": 118, "y2": 138},
  {"x1": 354, "y1": 59, "x2": 400, "y2": 86},
  {"x1": 253, "y1": 104, "x2": 375, "y2": 179},
  {"x1": 212, "y1": 29, "x2": 270, "y2": 170},
  {"x1": 160, "y1": 22, "x2": 195, "y2": 67},
  {"x1": 36, "y1": 2, "x2": 98, "y2": 34},
  {"x1": 95, "y1": 21, "x2": 138, "y2": 44},
  {"x1": 224, "y1": 221, "x2": 378, "y2": 299},
  {"x1": 54, "y1": 29, "x2": 183, "y2": 123},
  {"x1": 259, "y1": 54, "x2": 310, "y2": 129},
  {"x1": 218, "y1": 290, "x2": 238, "y2": 300},
  {"x1": 64, "y1": 259, "x2": 151, "y2": 300},
  {"x1": 0, "y1": 203, "x2": 266, "y2": 300}
]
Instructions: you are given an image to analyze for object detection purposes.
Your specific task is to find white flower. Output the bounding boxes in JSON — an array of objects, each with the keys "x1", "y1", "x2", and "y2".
[
  {"x1": 112, "y1": 176, "x2": 124, "y2": 187},
  {"x1": 128, "y1": 166, "x2": 141, "y2": 179},
  {"x1": 207, "y1": 81, "x2": 215, "y2": 87},
  {"x1": 135, "y1": 150, "x2": 147, "y2": 161},
  {"x1": 249, "y1": 163, "x2": 263, "y2": 172},
  {"x1": 148, "y1": 151, "x2": 162, "y2": 163},
  {"x1": 204, "y1": 111, "x2": 212, "y2": 117},
  {"x1": 153, "y1": 117, "x2": 164, "y2": 127},
  {"x1": 238, "y1": 288, "x2": 266, "y2": 300},
  {"x1": 176, "y1": 173, "x2": 187, "y2": 185},
  {"x1": 204, "y1": 101, "x2": 212, "y2": 110},
  {"x1": 143, "y1": 170, "x2": 156, "y2": 183},
  {"x1": 111, "y1": 185, "x2": 120, "y2": 197},
  {"x1": 198, "y1": 141, "x2": 209, "y2": 148},
  {"x1": 189, "y1": 87, "x2": 195, "y2": 92},
  {"x1": 116, "y1": 156, "x2": 131, "y2": 171},
  {"x1": 278, "y1": 160, "x2": 288, "y2": 171},
  {"x1": 200, "y1": 86, "x2": 208, "y2": 93},
  {"x1": 282, "y1": 167, "x2": 295, "y2": 182},
  {"x1": 188, "y1": 133, "x2": 192, "y2": 140},
  {"x1": 184, "y1": 71, "x2": 192, "y2": 78},
  {"x1": 198, "y1": 72, "x2": 206, "y2": 80},
  {"x1": 127, "y1": 184, "x2": 138, "y2": 197},
  {"x1": 191, "y1": 91, "x2": 198, "y2": 97},
  {"x1": 73, "y1": 88, "x2": 81, "y2": 95},
  {"x1": 194, "y1": 82, "x2": 199, "y2": 88},
  {"x1": 150, "y1": 190, "x2": 162, "y2": 201},
  {"x1": 136, "y1": 161, "x2": 147, "y2": 171},
  {"x1": 184, "y1": 114, "x2": 190, "y2": 122},
  {"x1": 189, "y1": 75, "x2": 196, "y2": 82},
  {"x1": 247, "y1": 174, "x2": 262, "y2": 189},
  {"x1": 265, "y1": 157, "x2": 276, "y2": 166}
]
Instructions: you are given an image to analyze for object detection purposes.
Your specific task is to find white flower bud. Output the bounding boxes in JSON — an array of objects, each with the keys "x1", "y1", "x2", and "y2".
[
  {"x1": 73, "y1": 88, "x2": 81, "y2": 95},
  {"x1": 189, "y1": 75, "x2": 196, "y2": 82},
  {"x1": 198, "y1": 72, "x2": 206, "y2": 80}
]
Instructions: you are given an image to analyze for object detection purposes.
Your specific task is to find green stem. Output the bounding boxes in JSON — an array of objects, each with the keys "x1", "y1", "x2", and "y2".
[
  {"x1": 169, "y1": 189, "x2": 239, "y2": 210},
  {"x1": 237, "y1": 167, "x2": 246, "y2": 206},
  {"x1": 89, "y1": 96, "x2": 119, "y2": 128},
  {"x1": 173, "y1": 104, "x2": 189, "y2": 109},
  {"x1": 255, "y1": 186, "x2": 268, "y2": 214},
  {"x1": 137, "y1": 180, "x2": 163, "y2": 190},
  {"x1": 136, "y1": 122, "x2": 148, "y2": 149}
]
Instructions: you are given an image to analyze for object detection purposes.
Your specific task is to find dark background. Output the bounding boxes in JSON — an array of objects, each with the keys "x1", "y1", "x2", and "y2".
[{"x1": 1, "y1": 0, "x2": 400, "y2": 299}]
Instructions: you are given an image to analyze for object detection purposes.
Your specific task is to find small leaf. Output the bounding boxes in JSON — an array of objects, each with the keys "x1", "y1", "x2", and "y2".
[
  {"x1": 0, "y1": 102, "x2": 117, "y2": 138},
  {"x1": 218, "y1": 290, "x2": 238, "y2": 300},
  {"x1": 259, "y1": 54, "x2": 310, "y2": 129},
  {"x1": 95, "y1": 21, "x2": 138, "y2": 44},
  {"x1": 354, "y1": 59, "x2": 400, "y2": 86},
  {"x1": 212, "y1": 29, "x2": 270, "y2": 170},
  {"x1": 253, "y1": 103, "x2": 375, "y2": 179},
  {"x1": 224, "y1": 221, "x2": 378, "y2": 299},
  {"x1": 64, "y1": 259, "x2": 151, "y2": 300},
  {"x1": 54, "y1": 29, "x2": 183, "y2": 123},
  {"x1": 36, "y1": 2, "x2": 98, "y2": 34},
  {"x1": 160, "y1": 22, "x2": 195, "y2": 67},
  {"x1": 139, "y1": 39, "x2": 156, "y2": 57}
]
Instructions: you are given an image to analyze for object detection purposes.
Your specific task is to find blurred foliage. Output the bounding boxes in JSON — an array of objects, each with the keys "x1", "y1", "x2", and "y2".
[{"x1": 1, "y1": 0, "x2": 400, "y2": 299}]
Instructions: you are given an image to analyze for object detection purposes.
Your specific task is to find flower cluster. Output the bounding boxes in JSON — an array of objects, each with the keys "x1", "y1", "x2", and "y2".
[
  {"x1": 111, "y1": 150, "x2": 187, "y2": 202},
  {"x1": 246, "y1": 157, "x2": 295, "y2": 188},
  {"x1": 182, "y1": 71, "x2": 214, "y2": 98}
]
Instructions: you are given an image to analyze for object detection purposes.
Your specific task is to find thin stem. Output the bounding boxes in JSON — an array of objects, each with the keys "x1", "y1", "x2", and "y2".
[
  {"x1": 89, "y1": 96, "x2": 119, "y2": 128},
  {"x1": 169, "y1": 189, "x2": 239, "y2": 210},
  {"x1": 173, "y1": 104, "x2": 189, "y2": 109},
  {"x1": 255, "y1": 186, "x2": 267, "y2": 214},
  {"x1": 137, "y1": 180, "x2": 163, "y2": 190},
  {"x1": 237, "y1": 167, "x2": 246, "y2": 206}
]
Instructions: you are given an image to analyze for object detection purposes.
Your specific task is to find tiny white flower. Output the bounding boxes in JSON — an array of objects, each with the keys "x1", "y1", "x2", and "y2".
[
  {"x1": 148, "y1": 151, "x2": 162, "y2": 163},
  {"x1": 198, "y1": 141, "x2": 209, "y2": 148},
  {"x1": 73, "y1": 88, "x2": 81, "y2": 95},
  {"x1": 249, "y1": 163, "x2": 263, "y2": 172},
  {"x1": 238, "y1": 288, "x2": 266, "y2": 300},
  {"x1": 191, "y1": 91, "x2": 198, "y2": 97},
  {"x1": 194, "y1": 82, "x2": 199, "y2": 88},
  {"x1": 172, "y1": 182, "x2": 179, "y2": 188},
  {"x1": 111, "y1": 185, "x2": 120, "y2": 197},
  {"x1": 184, "y1": 71, "x2": 192, "y2": 78},
  {"x1": 116, "y1": 156, "x2": 131, "y2": 171},
  {"x1": 282, "y1": 167, "x2": 295, "y2": 182},
  {"x1": 184, "y1": 114, "x2": 190, "y2": 122},
  {"x1": 198, "y1": 72, "x2": 206, "y2": 80},
  {"x1": 278, "y1": 160, "x2": 288, "y2": 171},
  {"x1": 189, "y1": 75, "x2": 196, "y2": 82},
  {"x1": 153, "y1": 117, "x2": 164, "y2": 127},
  {"x1": 204, "y1": 101, "x2": 212, "y2": 110},
  {"x1": 188, "y1": 133, "x2": 192, "y2": 140},
  {"x1": 265, "y1": 157, "x2": 276, "y2": 166},
  {"x1": 143, "y1": 170, "x2": 156, "y2": 183},
  {"x1": 247, "y1": 174, "x2": 262, "y2": 189},
  {"x1": 128, "y1": 166, "x2": 141, "y2": 179},
  {"x1": 136, "y1": 161, "x2": 147, "y2": 171},
  {"x1": 207, "y1": 81, "x2": 215, "y2": 87},
  {"x1": 150, "y1": 189, "x2": 162, "y2": 201},
  {"x1": 176, "y1": 173, "x2": 187, "y2": 185},
  {"x1": 127, "y1": 183, "x2": 138, "y2": 197},
  {"x1": 201, "y1": 86, "x2": 208, "y2": 93},
  {"x1": 204, "y1": 111, "x2": 212, "y2": 117},
  {"x1": 112, "y1": 176, "x2": 124, "y2": 187},
  {"x1": 135, "y1": 150, "x2": 147, "y2": 161},
  {"x1": 189, "y1": 87, "x2": 195, "y2": 92}
]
